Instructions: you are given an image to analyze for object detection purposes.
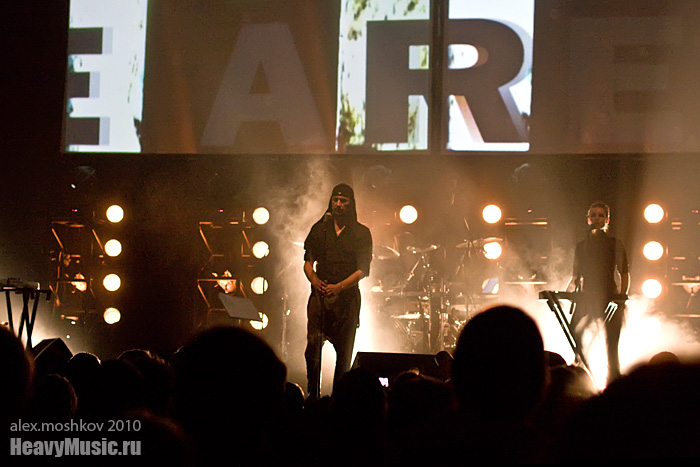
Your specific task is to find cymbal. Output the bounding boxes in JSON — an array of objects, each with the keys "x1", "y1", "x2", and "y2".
[
  {"x1": 503, "y1": 281, "x2": 547, "y2": 285},
  {"x1": 407, "y1": 244, "x2": 439, "y2": 254},
  {"x1": 455, "y1": 237, "x2": 503, "y2": 248},
  {"x1": 371, "y1": 290, "x2": 422, "y2": 298},
  {"x1": 393, "y1": 312, "x2": 422, "y2": 320},
  {"x1": 373, "y1": 245, "x2": 400, "y2": 260}
]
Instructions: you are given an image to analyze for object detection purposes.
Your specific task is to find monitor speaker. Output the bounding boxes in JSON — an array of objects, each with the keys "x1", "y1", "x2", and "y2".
[
  {"x1": 351, "y1": 352, "x2": 442, "y2": 384},
  {"x1": 30, "y1": 338, "x2": 73, "y2": 377}
]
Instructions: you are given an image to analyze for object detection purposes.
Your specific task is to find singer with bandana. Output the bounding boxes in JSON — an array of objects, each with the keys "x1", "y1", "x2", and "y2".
[{"x1": 303, "y1": 183, "x2": 372, "y2": 399}]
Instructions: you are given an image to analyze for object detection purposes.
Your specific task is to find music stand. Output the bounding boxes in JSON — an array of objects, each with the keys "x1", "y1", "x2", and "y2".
[{"x1": 218, "y1": 293, "x2": 262, "y2": 322}]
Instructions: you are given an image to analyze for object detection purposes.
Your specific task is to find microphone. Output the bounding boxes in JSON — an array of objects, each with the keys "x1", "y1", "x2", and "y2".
[{"x1": 587, "y1": 224, "x2": 606, "y2": 236}]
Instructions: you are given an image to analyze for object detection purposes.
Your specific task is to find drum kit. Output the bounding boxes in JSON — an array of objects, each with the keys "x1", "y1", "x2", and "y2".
[{"x1": 369, "y1": 237, "x2": 502, "y2": 354}]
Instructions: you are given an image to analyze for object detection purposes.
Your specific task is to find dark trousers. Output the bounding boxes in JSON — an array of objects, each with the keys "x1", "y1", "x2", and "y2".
[
  {"x1": 305, "y1": 291, "x2": 359, "y2": 398},
  {"x1": 570, "y1": 295, "x2": 624, "y2": 382}
]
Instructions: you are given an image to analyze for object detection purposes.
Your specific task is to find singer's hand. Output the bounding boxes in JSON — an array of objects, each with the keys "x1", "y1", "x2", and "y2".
[
  {"x1": 311, "y1": 276, "x2": 327, "y2": 293},
  {"x1": 322, "y1": 282, "x2": 344, "y2": 297}
]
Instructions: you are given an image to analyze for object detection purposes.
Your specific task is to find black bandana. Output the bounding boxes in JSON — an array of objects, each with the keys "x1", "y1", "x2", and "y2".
[
  {"x1": 332, "y1": 183, "x2": 354, "y2": 199},
  {"x1": 323, "y1": 183, "x2": 357, "y2": 223}
]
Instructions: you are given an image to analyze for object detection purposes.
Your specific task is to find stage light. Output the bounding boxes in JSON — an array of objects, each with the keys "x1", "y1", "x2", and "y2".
[
  {"x1": 106, "y1": 205, "x2": 124, "y2": 223},
  {"x1": 482, "y1": 205, "x2": 502, "y2": 224},
  {"x1": 644, "y1": 204, "x2": 664, "y2": 224},
  {"x1": 483, "y1": 241, "x2": 502, "y2": 260},
  {"x1": 71, "y1": 273, "x2": 87, "y2": 292},
  {"x1": 250, "y1": 312, "x2": 269, "y2": 330},
  {"x1": 103, "y1": 307, "x2": 121, "y2": 324},
  {"x1": 252, "y1": 207, "x2": 269, "y2": 225},
  {"x1": 104, "y1": 239, "x2": 122, "y2": 257},
  {"x1": 251, "y1": 276, "x2": 268, "y2": 294},
  {"x1": 643, "y1": 241, "x2": 664, "y2": 261},
  {"x1": 103, "y1": 273, "x2": 121, "y2": 292},
  {"x1": 399, "y1": 205, "x2": 418, "y2": 224},
  {"x1": 214, "y1": 270, "x2": 236, "y2": 294},
  {"x1": 252, "y1": 241, "x2": 270, "y2": 259},
  {"x1": 642, "y1": 279, "x2": 662, "y2": 299}
]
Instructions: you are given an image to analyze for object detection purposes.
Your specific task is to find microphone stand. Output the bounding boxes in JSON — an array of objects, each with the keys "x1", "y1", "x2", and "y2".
[
  {"x1": 311, "y1": 212, "x2": 332, "y2": 400},
  {"x1": 312, "y1": 287, "x2": 325, "y2": 400}
]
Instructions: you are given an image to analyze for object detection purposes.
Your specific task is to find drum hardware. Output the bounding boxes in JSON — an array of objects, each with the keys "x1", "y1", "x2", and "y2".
[
  {"x1": 455, "y1": 237, "x2": 503, "y2": 249},
  {"x1": 672, "y1": 279, "x2": 700, "y2": 311},
  {"x1": 406, "y1": 244, "x2": 439, "y2": 254},
  {"x1": 369, "y1": 244, "x2": 448, "y2": 353},
  {"x1": 371, "y1": 237, "x2": 503, "y2": 354},
  {"x1": 373, "y1": 245, "x2": 400, "y2": 260}
]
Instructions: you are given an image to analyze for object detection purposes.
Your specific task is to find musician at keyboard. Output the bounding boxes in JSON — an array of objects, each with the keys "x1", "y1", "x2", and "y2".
[{"x1": 566, "y1": 202, "x2": 629, "y2": 384}]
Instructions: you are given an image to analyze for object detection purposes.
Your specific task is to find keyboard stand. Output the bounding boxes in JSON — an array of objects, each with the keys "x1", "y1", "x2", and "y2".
[
  {"x1": 3, "y1": 285, "x2": 52, "y2": 350},
  {"x1": 539, "y1": 290, "x2": 591, "y2": 372}
]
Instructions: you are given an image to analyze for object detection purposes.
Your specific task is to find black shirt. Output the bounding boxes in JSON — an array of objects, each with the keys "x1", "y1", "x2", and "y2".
[
  {"x1": 303, "y1": 217, "x2": 372, "y2": 289},
  {"x1": 573, "y1": 231, "x2": 628, "y2": 297}
]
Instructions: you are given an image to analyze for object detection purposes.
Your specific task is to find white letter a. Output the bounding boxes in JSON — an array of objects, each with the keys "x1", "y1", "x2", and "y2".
[{"x1": 202, "y1": 23, "x2": 327, "y2": 152}]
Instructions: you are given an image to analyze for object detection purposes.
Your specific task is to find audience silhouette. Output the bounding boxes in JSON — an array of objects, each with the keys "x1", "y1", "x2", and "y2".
[
  {"x1": 25, "y1": 374, "x2": 78, "y2": 423},
  {"x1": 386, "y1": 370, "x2": 455, "y2": 465},
  {"x1": 170, "y1": 325, "x2": 287, "y2": 465},
  {"x1": 556, "y1": 360, "x2": 700, "y2": 461},
  {"x1": 1, "y1": 326, "x2": 34, "y2": 429},
  {"x1": 440, "y1": 305, "x2": 551, "y2": 464},
  {"x1": 325, "y1": 367, "x2": 388, "y2": 465},
  {"x1": 4, "y1": 304, "x2": 700, "y2": 464}
]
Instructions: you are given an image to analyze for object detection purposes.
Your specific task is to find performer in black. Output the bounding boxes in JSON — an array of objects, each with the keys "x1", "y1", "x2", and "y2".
[
  {"x1": 567, "y1": 202, "x2": 629, "y2": 383},
  {"x1": 303, "y1": 183, "x2": 372, "y2": 399}
]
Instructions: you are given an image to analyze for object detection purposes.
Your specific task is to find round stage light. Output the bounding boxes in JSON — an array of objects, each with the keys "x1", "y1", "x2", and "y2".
[
  {"x1": 643, "y1": 241, "x2": 664, "y2": 261},
  {"x1": 104, "y1": 239, "x2": 122, "y2": 257},
  {"x1": 644, "y1": 204, "x2": 664, "y2": 224},
  {"x1": 483, "y1": 241, "x2": 502, "y2": 260},
  {"x1": 106, "y1": 205, "x2": 124, "y2": 223},
  {"x1": 399, "y1": 205, "x2": 418, "y2": 224},
  {"x1": 642, "y1": 279, "x2": 662, "y2": 299},
  {"x1": 252, "y1": 241, "x2": 270, "y2": 259},
  {"x1": 103, "y1": 273, "x2": 121, "y2": 292},
  {"x1": 103, "y1": 307, "x2": 121, "y2": 324},
  {"x1": 251, "y1": 276, "x2": 268, "y2": 295},
  {"x1": 250, "y1": 312, "x2": 269, "y2": 331},
  {"x1": 252, "y1": 207, "x2": 270, "y2": 225},
  {"x1": 482, "y1": 205, "x2": 502, "y2": 224}
]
